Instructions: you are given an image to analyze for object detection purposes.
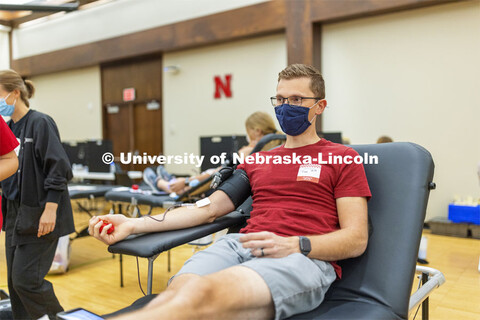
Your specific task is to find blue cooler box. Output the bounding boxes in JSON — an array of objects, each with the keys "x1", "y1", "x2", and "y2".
[{"x1": 448, "y1": 204, "x2": 480, "y2": 224}]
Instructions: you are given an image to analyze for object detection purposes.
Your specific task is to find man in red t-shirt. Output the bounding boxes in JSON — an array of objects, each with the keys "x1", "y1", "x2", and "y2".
[
  {"x1": 90, "y1": 64, "x2": 371, "y2": 320},
  {"x1": 0, "y1": 118, "x2": 19, "y2": 230}
]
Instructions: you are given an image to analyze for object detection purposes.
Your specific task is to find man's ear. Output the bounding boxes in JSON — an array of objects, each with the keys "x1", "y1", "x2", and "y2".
[{"x1": 315, "y1": 99, "x2": 327, "y2": 115}]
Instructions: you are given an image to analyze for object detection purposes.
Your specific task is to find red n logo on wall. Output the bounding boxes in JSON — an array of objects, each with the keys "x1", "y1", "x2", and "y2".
[{"x1": 214, "y1": 74, "x2": 233, "y2": 99}]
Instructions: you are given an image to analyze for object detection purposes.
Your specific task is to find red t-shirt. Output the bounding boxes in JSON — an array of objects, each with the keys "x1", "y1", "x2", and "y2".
[
  {"x1": 1, "y1": 119, "x2": 20, "y2": 230},
  {"x1": 237, "y1": 139, "x2": 371, "y2": 278}
]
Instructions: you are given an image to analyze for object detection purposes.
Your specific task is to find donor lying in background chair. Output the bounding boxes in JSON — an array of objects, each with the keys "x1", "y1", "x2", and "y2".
[{"x1": 86, "y1": 142, "x2": 443, "y2": 320}]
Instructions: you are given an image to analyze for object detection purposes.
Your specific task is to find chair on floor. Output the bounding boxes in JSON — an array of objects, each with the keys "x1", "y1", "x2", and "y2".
[{"x1": 107, "y1": 142, "x2": 443, "y2": 320}]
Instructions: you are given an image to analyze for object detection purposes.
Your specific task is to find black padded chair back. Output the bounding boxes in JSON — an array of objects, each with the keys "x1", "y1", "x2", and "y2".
[
  {"x1": 250, "y1": 133, "x2": 286, "y2": 154},
  {"x1": 114, "y1": 172, "x2": 133, "y2": 187},
  {"x1": 291, "y1": 142, "x2": 435, "y2": 320}
]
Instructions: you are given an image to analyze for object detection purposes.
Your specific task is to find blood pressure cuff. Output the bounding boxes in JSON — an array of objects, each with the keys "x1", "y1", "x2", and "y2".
[{"x1": 216, "y1": 169, "x2": 251, "y2": 208}]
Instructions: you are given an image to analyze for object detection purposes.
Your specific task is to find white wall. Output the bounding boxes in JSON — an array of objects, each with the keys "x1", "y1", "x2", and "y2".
[
  {"x1": 0, "y1": 25, "x2": 10, "y2": 70},
  {"x1": 163, "y1": 33, "x2": 286, "y2": 174},
  {"x1": 29, "y1": 66, "x2": 102, "y2": 141},
  {"x1": 321, "y1": 1, "x2": 480, "y2": 220},
  {"x1": 9, "y1": 33, "x2": 285, "y2": 173},
  {"x1": 12, "y1": 0, "x2": 269, "y2": 59}
]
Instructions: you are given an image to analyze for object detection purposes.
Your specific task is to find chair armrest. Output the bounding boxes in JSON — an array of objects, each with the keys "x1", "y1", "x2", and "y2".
[
  {"x1": 107, "y1": 210, "x2": 246, "y2": 258},
  {"x1": 408, "y1": 266, "x2": 446, "y2": 314},
  {"x1": 105, "y1": 190, "x2": 175, "y2": 207},
  {"x1": 68, "y1": 184, "x2": 118, "y2": 199}
]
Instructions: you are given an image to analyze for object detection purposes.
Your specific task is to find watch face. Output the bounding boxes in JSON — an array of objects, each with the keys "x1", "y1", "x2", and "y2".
[{"x1": 300, "y1": 236, "x2": 311, "y2": 254}]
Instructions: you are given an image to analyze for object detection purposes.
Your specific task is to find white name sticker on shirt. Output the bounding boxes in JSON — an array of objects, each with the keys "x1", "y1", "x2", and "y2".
[
  {"x1": 14, "y1": 138, "x2": 21, "y2": 156},
  {"x1": 297, "y1": 164, "x2": 321, "y2": 183}
]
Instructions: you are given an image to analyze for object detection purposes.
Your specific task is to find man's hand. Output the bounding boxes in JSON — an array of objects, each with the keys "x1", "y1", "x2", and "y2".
[
  {"x1": 88, "y1": 215, "x2": 135, "y2": 245},
  {"x1": 240, "y1": 231, "x2": 300, "y2": 258},
  {"x1": 38, "y1": 202, "x2": 57, "y2": 237}
]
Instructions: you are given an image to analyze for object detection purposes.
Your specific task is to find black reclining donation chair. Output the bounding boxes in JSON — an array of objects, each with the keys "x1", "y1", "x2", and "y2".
[{"x1": 107, "y1": 142, "x2": 444, "y2": 320}]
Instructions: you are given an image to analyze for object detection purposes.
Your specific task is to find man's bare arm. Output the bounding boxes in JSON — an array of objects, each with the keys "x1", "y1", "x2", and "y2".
[
  {"x1": 240, "y1": 197, "x2": 368, "y2": 261},
  {"x1": 133, "y1": 190, "x2": 235, "y2": 233},
  {"x1": 0, "y1": 150, "x2": 18, "y2": 181},
  {"x1": 89, "y1": 190, "x2": 235, "y2": 245},
  {"x1": 307, "y1": 196, "x2": 368, "y2": 260}
]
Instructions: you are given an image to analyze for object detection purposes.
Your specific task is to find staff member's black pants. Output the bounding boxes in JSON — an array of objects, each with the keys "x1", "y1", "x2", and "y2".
[{"x1": 5, "y1": 200, "x2": 63, "y2": 320}]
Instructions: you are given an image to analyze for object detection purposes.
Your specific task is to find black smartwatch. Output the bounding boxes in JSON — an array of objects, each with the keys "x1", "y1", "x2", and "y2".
[{"x1": 299, "y1": 236, "x2": 311, "y2": 256}]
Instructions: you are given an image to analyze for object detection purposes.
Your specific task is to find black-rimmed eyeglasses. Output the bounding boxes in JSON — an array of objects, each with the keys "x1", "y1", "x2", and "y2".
[{"x1": 270, "y1": 96, "x2": 321, "y2": 107}]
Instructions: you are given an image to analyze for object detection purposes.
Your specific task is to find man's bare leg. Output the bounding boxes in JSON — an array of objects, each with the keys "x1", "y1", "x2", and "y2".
[
  {"x1": 142, "y1": 274, "x2": 201, "y2": 309},
  {"x1": 113, "y1": 266, "x2": 275, "y2": 320}
]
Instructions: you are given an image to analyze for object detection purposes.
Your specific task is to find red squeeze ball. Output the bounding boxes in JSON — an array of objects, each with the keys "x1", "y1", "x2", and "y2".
[{"x1": 99, "y1": 219, "x2": 115, "y2": 234}]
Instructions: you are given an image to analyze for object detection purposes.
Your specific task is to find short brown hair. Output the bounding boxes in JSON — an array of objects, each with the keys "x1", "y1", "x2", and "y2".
[
  {"x1": 0, "y1": 69, "x2": 35, "y2": 107},
  {"x1": 377, "y1": 136, "x2": 393, "y2": 143},
  {"x1": 278, "y1": 64, "x2": 325, "y2": 99}
]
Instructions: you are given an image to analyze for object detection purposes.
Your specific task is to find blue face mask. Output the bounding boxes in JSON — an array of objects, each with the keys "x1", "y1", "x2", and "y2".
[
  {"x1": 0, "y1": 93, "x2": 15, "y2": 117},
  {"x1": 274, "y1": 102, "x2": 318, "y2": 136}
]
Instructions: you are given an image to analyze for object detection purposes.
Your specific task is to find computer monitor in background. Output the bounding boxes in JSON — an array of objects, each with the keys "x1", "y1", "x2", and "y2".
[
  {"x1": 200, "y1": 135, "x2": 248, "y2": 172},
  {"x1": 61, "y1": 141, "x2": 89, "y2": 166},
  {"x1": 317, "y1": 131, "x2": 343, "y2": 144},
  {"x1": 76, "y1": 142, "x2": 88, "y2": 166},
  {"x1": 86, "y1": 140, "x2": 113, "y2": 173},
  {"x1": 62, "y1": 142, "x2": 80, "y2": 166}
]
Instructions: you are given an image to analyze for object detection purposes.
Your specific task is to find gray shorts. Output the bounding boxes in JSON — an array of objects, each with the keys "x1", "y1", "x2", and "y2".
[{"x1": 173, "y1": 234, "x2": 336, "y2": 320}]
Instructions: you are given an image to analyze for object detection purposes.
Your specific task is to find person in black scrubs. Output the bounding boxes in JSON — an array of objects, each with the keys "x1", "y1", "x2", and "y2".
[{"x1": 0, "y1": 69, "x2": 75, "y2": 320}]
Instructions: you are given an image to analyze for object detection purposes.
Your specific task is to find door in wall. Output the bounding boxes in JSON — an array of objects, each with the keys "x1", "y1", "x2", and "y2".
[{"x1": 101, "y1": 55, "x2": 163, "y2": 172}]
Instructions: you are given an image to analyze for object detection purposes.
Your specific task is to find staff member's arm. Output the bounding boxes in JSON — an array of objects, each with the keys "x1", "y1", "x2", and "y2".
[
  {"x1": 33, "y1": 117, "x2": 73, "y2": 237},
  {"x1": 0, "y1": 150, "x2": 18, "y2": 181}
]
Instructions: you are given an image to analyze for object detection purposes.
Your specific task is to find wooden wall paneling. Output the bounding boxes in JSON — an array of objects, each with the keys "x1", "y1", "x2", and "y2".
[
  {"x1": 285, "y1": 0, "x2": 313, "y2": 66},
  {"x1": 171, "y1": 0, "x2": 285, "y2": 50},
  {"x1": 284, "y1": 0, "x2": 324, "y2": 133},
  {"x1": 312, "y1": 23, "x2": 322, "y2": 74},
  {"x1": 312, "y1": 23, "x2": 323, "y2": 134},
  {"x1": 10, "y1": 0, "x2": 466, "y2": 77},
  {"x1": 133, "y1": 102, "x2": 163, "y2": 172},
  {"x1": 130, "y1": 58, "x2": 162, "y2": 101},
  {"x1": 309, "y1": 0, "x2": 462, "y2": 24},
  {"x1": 11, "y1": 1, "x2": 286, "y2": 77},
  {"x1": 104, "y1": 103, "x2": 132, "y2": 171},
  {"x1": 101, "y1": 56, "x2": 163, "y2": 171},
  {"x1": 101, "y1": 56, "x2": 162, "y2": 103},
  {"x1": 128, "y1": 103, "x2": 135, "y2": 171}
]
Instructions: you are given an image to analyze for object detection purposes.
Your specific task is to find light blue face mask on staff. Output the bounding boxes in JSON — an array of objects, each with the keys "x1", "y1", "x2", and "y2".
[{"x1": 0, "y1": 92, "x2": 15, "y2": 117}]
